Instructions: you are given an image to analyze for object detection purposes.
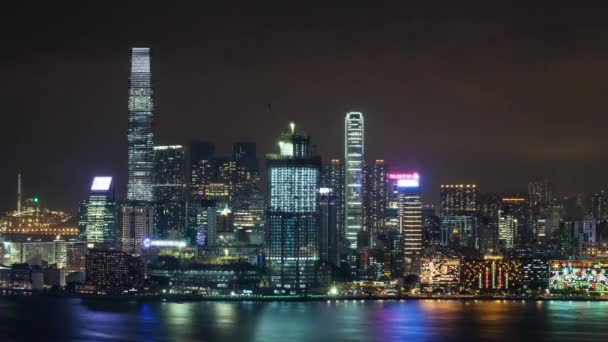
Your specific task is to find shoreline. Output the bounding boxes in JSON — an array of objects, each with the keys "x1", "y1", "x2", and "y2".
[{"x1": 3, "y1": 291, "x2": 608, "y2": 303}]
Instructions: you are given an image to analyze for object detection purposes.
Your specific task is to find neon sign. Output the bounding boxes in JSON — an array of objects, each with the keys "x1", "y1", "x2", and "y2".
[{"x1": 390, "y1": 172, "x2": 420, "y2": 187}]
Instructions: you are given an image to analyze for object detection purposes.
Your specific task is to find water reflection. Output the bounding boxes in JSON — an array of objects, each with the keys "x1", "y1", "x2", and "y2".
[{"x1": 2, "y1": 298, "x2": 608, "y2": 341}]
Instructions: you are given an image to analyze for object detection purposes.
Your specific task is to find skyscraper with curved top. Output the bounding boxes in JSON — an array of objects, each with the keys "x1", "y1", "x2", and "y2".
[
  {"x1": 127, "y1": 47, "x2": 154, "y2": 202},
  {"x1": 345, "y1": 112, "x2": 364, "y2": 249}
]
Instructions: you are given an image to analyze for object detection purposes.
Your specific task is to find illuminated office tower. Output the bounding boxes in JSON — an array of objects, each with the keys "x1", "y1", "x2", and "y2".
[
  {"x1": 321, "y1": 159, "x2": 345, "y2": 243},
  {"x1": 153, "y1": 145, "x2": 186, "y2": 240},
  {"x1": 120, "y1": 203, "x2": 153, "y2": 255},
  {"x1": 84, "y1": 177, "x2": 116, "y2": 246},
  {"x1": 344, "y1": 112, "x2": 364, "y2": 249},
  {"x1": 392, "y1": 173, "x2": 422, "y2": 274},
  {"x1": 363, "y1": 160, "x2": 388, "y2": 247},
  {"x1": 440, "y1": 184, "x2": 478, "y2": 247},
  {"x1": 500, "y1": 197, "x2": 528, "y2": 246},
  {"x1": 127, "y1": 47, "x2": 155, "y2": 202},
  {"x1": 498, "y1": 209, "x2": 516, "y2": 249},
  {"x1": 266, "y1": 123, "x2": 321, "y2": 292}
]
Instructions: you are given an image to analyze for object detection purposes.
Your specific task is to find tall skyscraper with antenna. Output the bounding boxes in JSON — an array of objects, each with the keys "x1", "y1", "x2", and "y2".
[
  {"x1": 127, "y1": 47, "x2": 155, "y2": 202},
  {"x1": 345, "y1": 112, "x2": 364, "y2": 249}
]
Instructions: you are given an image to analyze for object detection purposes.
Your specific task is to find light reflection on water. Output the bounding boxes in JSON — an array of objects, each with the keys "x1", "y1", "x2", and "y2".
[{"x1": 1, "y1": 297, "x2": 608, "y2": 341}]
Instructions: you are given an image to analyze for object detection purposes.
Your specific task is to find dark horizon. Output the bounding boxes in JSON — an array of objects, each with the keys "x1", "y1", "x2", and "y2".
[{"x1": 2, "y1": 2, "x2": 608, "y2": 212}]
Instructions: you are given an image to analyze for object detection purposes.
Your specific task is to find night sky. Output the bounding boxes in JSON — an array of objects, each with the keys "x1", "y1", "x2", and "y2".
[{"x1": 2, "y1": 2, "x2": 608, "y2": 212}]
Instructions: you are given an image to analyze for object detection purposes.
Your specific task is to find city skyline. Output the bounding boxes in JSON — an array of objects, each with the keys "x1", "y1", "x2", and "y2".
[
  {"x1": 6, "y1": 4, "x2": 608, "y2": 342},
  {"x1": 3, "y1": 3, "x2": 608, "y2": 212}
]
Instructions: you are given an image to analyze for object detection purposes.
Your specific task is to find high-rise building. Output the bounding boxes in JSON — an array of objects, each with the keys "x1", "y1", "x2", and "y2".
[
  {"x1": 319, "y1": 187, "x2": 339, "y2": 267},
  {"x1": 422, "y1": 205, "x2": 440, "y2": 246},
  {"x1": 498, "y1": 209, "x2": 516, "y2": 249},
  {"x1": 393, "y1": 173, "x2": 422, "y2": 275},
  {"x1": 364, "y1": 160, "x2": 388, "y2": 247},
  {"x1": 345, "y1": 112, "x2": 364, "y2": 249},
  {"x1": 153, "y1": 145, "x2": 187, "y2": 240},
  {"x1": 120, "y1": 203, "x2": 153, "y2": 255},
  {"x1": 153, "y1": 146, "x2": 186, "y2": 200},
  {"x1": 127, "y1": 47, "x2": 155, "y2": 202},
  {"x1": 500, "y1": 196, "x2": 529, "y2": 246},
  {"x1": 190, "y1": 140, "x2": 215, "y2": 199},
  {"x1": 321, "y1": 159, "x2": 345, "y2": 247},
  {"x1": 193, "y1": 199, "x2": 218, "y2": 248},
  {"x1": 266, "y1": 123, "x2": 321, "y2": 292},
  {"x1": 84, "y1": 176, "x2": 116, "y2": 246},
  {"x1": 440, "y1": 184, "x2": 478, "y2": 247},
  {"x1": 528, "y1": 179, "x2": 554, "y2": 241}
]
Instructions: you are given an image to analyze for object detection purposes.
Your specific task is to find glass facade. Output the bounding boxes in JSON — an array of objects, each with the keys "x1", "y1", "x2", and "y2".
[
  {"x1": 153, "y1": 145, "x2": 187, "y2": 240},
  {"x1": 396, "y1": 181, "x2": 422, "y2": 275},
  {"x1": 345, "y1": 112, "x2": 364, "y2": 249},
  {"x1": 266, "y1": 123, "x2": 320, "y2": 292},
  {"x1": 127, "y1": 47, "x2": 155, "y2": 202},
  {"x1": 85, "y1": 176, "x2": 116, "y2": 245}
]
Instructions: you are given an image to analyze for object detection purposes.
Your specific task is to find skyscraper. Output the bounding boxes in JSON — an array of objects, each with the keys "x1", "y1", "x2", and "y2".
[
  {"x1": 500, "y1": 196, "x2": 528, "y2": 246},
  {"x1": 84, "y1": 176, "x2": 116, "y2": 247},
  {"x1": 440, "y1": 184, "x2": 478, "y2": 247},
  {"x1": 120, "y1": 204, "x2": 152, "y2": 255},
  {"x1": 393, "y1": 173, "x2": 422, "y2": 275},
  {"x1": 190, "y1": 140, "x2": 215, "y2": 198},
  {"x1": 127, "y1": 47, "x2": 154, "y2": 202},
  {"x1": 364, "y1": 160, "x2": 388, "y2": 247},
  {"x1": 321, "y1": 159, "x2": 345, "y2": 246},
  {"x1": 266, "y1": 123, "x2": 321, "y2": 292},
  {"x1": 196, "y1": 199, "x2": 218, "y2": 248},
  {"x1": 345, "y1": 112, "x2": 364, "y2": 249},
  {"x1": 528, "y1": 179, "x2": 554, "y2": 242},
  {"x1": 319, "y1": 187, "x2": 339, "y2": 267},
  {"x1": 153, "y1": 145, "x2": 187, "y2": 240},
  {"x1": 498, "y1": 209, "x2": 516, "y2": 249}
]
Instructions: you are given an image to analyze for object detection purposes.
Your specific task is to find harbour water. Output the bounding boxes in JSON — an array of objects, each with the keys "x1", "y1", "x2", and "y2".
[{"x1": 1, "y1": 297, "x2": 607, "y2": 341}]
